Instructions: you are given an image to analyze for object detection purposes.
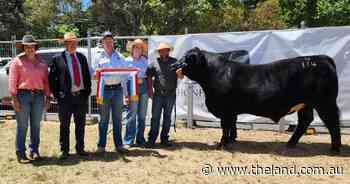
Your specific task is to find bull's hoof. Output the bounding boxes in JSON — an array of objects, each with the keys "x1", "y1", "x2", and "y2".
[
  {"x1": 330, "y1": 148, "x2": 340, "y2": 155},
  {"x1": 228, "y1": 138, "x2": 237, "y2": 144},
  {"x1": 216, "y1": 142, "x2": 235, "y2": 150}
]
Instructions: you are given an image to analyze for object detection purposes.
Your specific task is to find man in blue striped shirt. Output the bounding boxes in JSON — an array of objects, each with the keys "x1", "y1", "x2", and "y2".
[{"x1": 93, "y1": 31, "x2": 128, "y2": 154}]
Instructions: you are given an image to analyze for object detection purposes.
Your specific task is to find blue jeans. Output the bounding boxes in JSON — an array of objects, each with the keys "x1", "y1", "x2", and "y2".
[
  {"x1": 97, "y1": 86, "x2": 124, "y2": 148},
  {"x1": 15, "y1": 91, "x2": 44, "y2": 155},
  {"x1": 124, "y1": 91, "x2": 149, "y2": 145},
  {"x1": 148, "y1": 94, "x2": 176, "y2": 144}
]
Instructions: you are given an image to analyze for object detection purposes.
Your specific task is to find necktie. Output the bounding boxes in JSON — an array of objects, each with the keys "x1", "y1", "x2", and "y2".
[{"x1": 70, "y1": 54, "x2": 81, "y2": 87}]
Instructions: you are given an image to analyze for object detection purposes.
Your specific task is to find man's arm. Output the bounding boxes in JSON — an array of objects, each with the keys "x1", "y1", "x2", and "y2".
[
  {"x1": 146, "y1": 63, "x2": 155, "y2": 97},
  {"x1": 81, "y1": 53, "x2": 92, "y2": 96},
  {"x1": 48, "y1": 56, "x2": 60, "y2": 99}
]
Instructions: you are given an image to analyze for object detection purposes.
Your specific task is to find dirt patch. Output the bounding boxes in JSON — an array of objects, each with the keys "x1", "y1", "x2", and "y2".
[{"x1": 0, "y1": 120, "x2": 349, "y2": 184}]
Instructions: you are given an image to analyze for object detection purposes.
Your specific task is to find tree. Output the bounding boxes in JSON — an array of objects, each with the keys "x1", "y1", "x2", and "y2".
[
  {"x1": 316, "y1": 0, "x2": 350, "y2": 26},
  {"x1": 280, "y1": 0, "x2": 350, "y2": 28},
  {"x1": 91, "y1": 0, "x2": 146, "y2": 36},
  {"x1": 24, "y1": 0, "x2": 58, "y2": 38},
  {"x1": 0, "y1": 0, "x2": 28, "y2": 40},
  {"x1": 247, "y1": 0, "x2": 286, "y2": 30}
]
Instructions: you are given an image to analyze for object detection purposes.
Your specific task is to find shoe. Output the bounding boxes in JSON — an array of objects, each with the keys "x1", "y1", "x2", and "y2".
[
  {"x1": 29, "y1": 152, "x2": 41, "y2": 161},
  {"x1": 59, "y1": 152, "x2": 69, "y2": 160},
  {"x1": 123, "y1": 145, "x2": 131, "y2": 149},
  {"x1": 77, "y1": 150, "x2": 89, "y2": 156},
  {"x1": 145, "y1": 142, "x2": 155, "y2": 149},
  {"x1": 115, "y1": 147, "x2": 129, "y2": 154},
  {"x1": 135, "y1": 142, "x2": 146, "y2": 148},
  {"x1": 160, "y1": 140, "x2": 173, "y2": 147},
  {"x1": 96, "y1": 147, "x2": 106, "y2": 153},
  {"x1": 16, "y1": 152, "x2": 30, "y2": 164}
]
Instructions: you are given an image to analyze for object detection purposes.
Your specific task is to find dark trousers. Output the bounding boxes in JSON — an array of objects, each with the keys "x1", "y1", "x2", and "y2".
[
  {"x1": 58, "y1": 93, "x2": 88, "y2": 153},
  {"x1": 148, "y1": 94, "x2": 176, "y2": 144}
]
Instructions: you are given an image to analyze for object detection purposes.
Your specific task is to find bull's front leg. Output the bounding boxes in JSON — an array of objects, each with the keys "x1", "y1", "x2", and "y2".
[
  {"x1": 218, "y1": 116, "x2": 234, "y2": 149},
  {"x1": 229, "y1": 115, "x2": 238, "y2": 143}
]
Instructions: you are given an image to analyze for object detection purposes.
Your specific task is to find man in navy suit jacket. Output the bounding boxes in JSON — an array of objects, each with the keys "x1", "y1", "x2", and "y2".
[{"x1": 49, "y1": 32, "x2": 92, "y2": 159}]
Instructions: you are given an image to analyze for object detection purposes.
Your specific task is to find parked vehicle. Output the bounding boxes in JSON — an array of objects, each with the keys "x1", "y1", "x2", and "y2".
[
  {"x1": 0, "y1": 48, "x2": 102, "y2": 113},
  {"x1": 0, "y1": 57, "x2": 11, "y2": 68}
]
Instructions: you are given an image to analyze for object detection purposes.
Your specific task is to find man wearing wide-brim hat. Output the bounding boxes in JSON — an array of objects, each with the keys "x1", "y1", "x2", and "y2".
[
  {"x1": 48, "y1": 32, "x2": 92, "y2": 159},
  {"x1": 10, "y1": 35, "x2": 51, "y2": 163},
  {"x1": 145, "y1": 42, "x2": 179, "y2": 148}
]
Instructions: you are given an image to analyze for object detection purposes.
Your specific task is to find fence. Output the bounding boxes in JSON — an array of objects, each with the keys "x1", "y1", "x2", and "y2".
[
  {"x1": 2, "y1": 31, "x2": 350, "y2": 134},
  {"x1": 0, "y1": 33, "x2": 154, "y2": 123}
]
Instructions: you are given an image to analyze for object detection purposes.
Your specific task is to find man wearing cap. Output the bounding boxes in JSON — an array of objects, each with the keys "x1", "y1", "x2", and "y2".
[
  {"x1": 146, "y1": 42, "x2": 178, "y2": 148},
  {"x1": 48, "y1": 32, "x2": 92, "y2": 159},
  {"x1": 9, "y1": 35, "x2": 51, "y2": 163},
  {"x1": 93, "y1": 31, "x2": 128, "y2": 153}
]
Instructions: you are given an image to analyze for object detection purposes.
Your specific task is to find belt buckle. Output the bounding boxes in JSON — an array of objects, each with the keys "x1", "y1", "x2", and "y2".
[
  {"x1": 72, "y1": 91, "x2": 80, "y2": 96},
  {"x1": 138, "y1": 78, "x2": 144, "y2": 84}
]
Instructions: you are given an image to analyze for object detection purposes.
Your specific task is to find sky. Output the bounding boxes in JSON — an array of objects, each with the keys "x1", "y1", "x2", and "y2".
[{"x1": 81, "y1": 0, "x2": 91, "y2": 9}]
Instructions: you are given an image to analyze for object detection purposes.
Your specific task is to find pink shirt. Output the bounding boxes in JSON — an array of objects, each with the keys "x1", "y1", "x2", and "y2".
[{"x1": 8, "y1": 54, "x2": 51, "y2": 97}]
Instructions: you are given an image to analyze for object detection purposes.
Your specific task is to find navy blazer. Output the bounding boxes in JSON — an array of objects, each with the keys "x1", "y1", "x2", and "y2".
[{"x1": 48, "y1": 51, "x2": 92, "y2": 99}]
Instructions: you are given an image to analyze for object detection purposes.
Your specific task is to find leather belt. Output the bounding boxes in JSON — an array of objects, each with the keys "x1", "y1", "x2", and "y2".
[
  {"x1": 18, "y1": 89, "x2": 43, "y2": 95},
  {"x1": 71, "y1": 91, "x2": 81, "y2": 96},
  {"x1": 104, "y1": 84, "x2": 121, "y2": 90}
]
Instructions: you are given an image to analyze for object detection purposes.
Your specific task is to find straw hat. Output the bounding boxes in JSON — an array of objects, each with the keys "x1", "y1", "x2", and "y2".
[
  {"x1": 156, "y1": 42, "x2": 172, "y2": 51},
  {"x1": 59, "y1": 32, "x2": 78, "y2": 43},
  {"x1": 130, "y1": 39, "x2": 147, "y2": 52},
  {"x1": 16, "y1": 35, "x2": 39, "y2": 51}
]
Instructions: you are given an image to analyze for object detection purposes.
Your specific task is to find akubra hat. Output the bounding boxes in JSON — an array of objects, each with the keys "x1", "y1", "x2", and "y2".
[
  {"x1": 16, "y1": 35, "x2": 39, "y2": 51},
  {"x1": 156, "y1": 42, "x2": 172, "y2": 51}
]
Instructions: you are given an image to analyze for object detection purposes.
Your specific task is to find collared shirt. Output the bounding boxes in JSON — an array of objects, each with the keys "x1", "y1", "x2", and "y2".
[
  {"x1": 9, "y1": 54, "x2": 51, "y2": 97},
  {"x1": 93, "y1": 50, "x2": 128, "y2": 85},
  {"x1": 146, "y1": 56, "x2": 178, "y2": 96},
  {"x1": 65, "y1": 51, "x2": 85, "y2": 92},
  {"x1": 125, "y1": 56, "x2": 148, "y2": 78}
]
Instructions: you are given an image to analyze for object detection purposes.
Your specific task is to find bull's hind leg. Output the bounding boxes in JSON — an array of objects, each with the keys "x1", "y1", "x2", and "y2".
[
  {"x1": 315, "y1": 103, "x2": 341, "y2": 153},
  {"x1": 229, "y1": 115, "x2": 238, "y2": 143},
  {"x1": 287, "y1": 105, "x2": 314, "y2": 148}
]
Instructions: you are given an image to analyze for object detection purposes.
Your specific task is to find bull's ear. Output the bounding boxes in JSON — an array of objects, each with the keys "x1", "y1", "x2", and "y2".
[{"x1": 193, "y1": 47, "x2": 201, "y2": 52}]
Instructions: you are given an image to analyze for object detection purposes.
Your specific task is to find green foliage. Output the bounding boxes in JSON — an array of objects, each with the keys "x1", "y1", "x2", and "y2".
[
  {"x1": 0, "y1": 0, "x2": 27, "y2": 40},
  {"x1": 248, "y1": 0, "x2": 286, "y2": 30},
  {"x1": 316, "y1": 0, "x2": 350, "y2": 26},
  {"x1": 2, "y1": 0, "x2": 350, "y2": 40},
  {"x1": 279, "y1": 0, "x2": 350, "y2": 28}
]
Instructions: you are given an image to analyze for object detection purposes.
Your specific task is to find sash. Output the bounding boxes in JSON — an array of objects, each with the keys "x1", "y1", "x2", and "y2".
[{"x1": 95, "y1": 68, "x2": 139, "y2": 104}]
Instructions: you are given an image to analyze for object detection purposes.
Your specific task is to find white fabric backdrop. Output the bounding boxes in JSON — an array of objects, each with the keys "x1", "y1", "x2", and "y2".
[{"x1": 148, "y1": 27, "x2": 350, "y2": 124}]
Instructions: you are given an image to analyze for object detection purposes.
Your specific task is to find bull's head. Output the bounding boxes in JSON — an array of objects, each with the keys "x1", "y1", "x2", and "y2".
[{"x1": 171, "y1": 47, "x2": 208, "y2": 82}]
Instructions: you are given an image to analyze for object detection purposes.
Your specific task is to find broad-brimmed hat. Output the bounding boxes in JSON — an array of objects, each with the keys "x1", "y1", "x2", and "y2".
[
  {"x1": 16, "y1": 35, "x2": 39, "y2": 51},
  {"x1": 156, "y1": 42, "x2": 172, "y2": 51},
  {"x1": 130, "y1": 39, "x2": 147, "y2": 52},
  {"x1": 59, "y1": 32, "x2": 78, "y2": 43}
]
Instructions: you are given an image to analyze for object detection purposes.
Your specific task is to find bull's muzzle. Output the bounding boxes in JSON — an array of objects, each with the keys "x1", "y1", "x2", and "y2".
[{"x1": 170, "y1": 62, "x2": 187, "y2": 71}]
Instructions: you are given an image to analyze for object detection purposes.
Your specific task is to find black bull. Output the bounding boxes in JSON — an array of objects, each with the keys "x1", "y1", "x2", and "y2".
[{"x1": 171, "y1": 47, "x2": 341, "y2": 153}]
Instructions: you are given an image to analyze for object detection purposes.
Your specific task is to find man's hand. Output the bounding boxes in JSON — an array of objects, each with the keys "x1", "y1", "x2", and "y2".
[
  {"x1": 176, "y1": 68, "x2": 184, "y2": 79},
  {"x1": 124, "y1": 96, "x2": 130, "y2": 105},
  {"x1": 12, "y1": 98, "x2": 21, "y2": 112},
  {"x1": 44, "y1": 97, "x2": 51, "y2": 111}
]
